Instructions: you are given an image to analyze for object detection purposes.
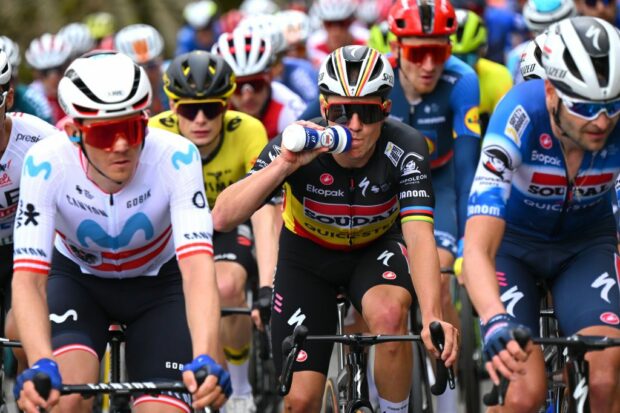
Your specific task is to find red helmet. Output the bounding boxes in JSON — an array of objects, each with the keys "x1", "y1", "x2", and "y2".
[{"x1": 388, "y1": 0, "x2": 457, "y2": 38}]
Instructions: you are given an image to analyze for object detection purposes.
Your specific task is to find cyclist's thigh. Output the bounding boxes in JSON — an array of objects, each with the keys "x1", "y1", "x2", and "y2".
[
  {"x1": 213, "y1": 222, "x2": 257, "y2": 279},
  {"x1": 431, "y1": 162, "x2": 458, "y2": 257},
  {"x1": 271, "y1": 250, "x2": 338, "y2": 376},
  {"x1": 552, "y1": 235, "x2": 620, "y2": 335},
  {"x1": 495, "y1": 238, "x2": 541, "y2": 334},
  {"x1": 347, "y1": 236, "x2": 414, "y2": 314},
  {"x1": 47, "y1": 251, "x2": 110, "y2": 360}
]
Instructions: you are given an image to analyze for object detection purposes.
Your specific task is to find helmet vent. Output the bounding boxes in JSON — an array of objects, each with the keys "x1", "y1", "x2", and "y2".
[
  {"x1": 562, "y1": 49, "x2": 583, "y2": 82},
  {"x1": 419, "y1": 2, "x2": 433, "y2": 34}
]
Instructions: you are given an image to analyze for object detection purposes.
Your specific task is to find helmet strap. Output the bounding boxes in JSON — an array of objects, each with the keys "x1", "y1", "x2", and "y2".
[{"x1": 78, "y1": 135, "x2": 125, "y2": 186}]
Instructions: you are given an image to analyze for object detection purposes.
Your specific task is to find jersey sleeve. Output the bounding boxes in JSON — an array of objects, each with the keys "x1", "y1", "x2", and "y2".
[
  {"x1": 12, "y1": 143, "x2": 63, "y2": 274},
  {"x1": 450, "y1": 69, "x2": 482, "y2": 238},
  {"x1": 395, "y1": 130, "x2": 436, "y2": 225},
  {"x1": 164, "y1": 141, "x2": 214, "y2": 260},
  {"x1": 240, "y1": 116, "x2": 269, "y2": 174},
  {"x1": 467, "y1": 95, "x2": 525, "y2": 220}
]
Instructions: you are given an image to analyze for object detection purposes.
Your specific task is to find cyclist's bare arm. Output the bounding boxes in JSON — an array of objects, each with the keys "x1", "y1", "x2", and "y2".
[
  {"x1": 251, "y1": 204, "x2": 279, "y2": 289},
  {"x1": 462, "y1": 215, "x2": 507, "y2": 322},
  {"x1": 403, "y1": 220, "x2": 458, "y2": 366}
]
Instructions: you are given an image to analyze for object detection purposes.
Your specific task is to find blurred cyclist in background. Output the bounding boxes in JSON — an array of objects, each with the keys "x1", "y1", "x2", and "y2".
[
  {"x1": 25, "y1": 33, "x2": 72, "y2": 124},
  {"x1": 176, "y1": 0, "x2": 222, "y2": 55},
  {"x1": 115, "y1": 24, "x2": 169, "y2": 114},
  {"x1": 84, "y1": 12, "x2": 116, "y2": 50},
  {"x1": 58, "y1": 23, "x2": 95, "y2": 60}
]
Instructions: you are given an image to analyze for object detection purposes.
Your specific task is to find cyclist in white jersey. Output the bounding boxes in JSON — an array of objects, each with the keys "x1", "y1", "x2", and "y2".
[
  {"x1": 0, "y1": 51, "x2": 58, "y2": 374},
  {"x1": 12, "y1": 51, "x2": 229, "y2": 413}
]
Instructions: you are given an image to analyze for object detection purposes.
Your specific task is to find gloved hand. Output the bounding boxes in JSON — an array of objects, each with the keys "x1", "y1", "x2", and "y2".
[
  {"x1": 253, "y1": 286, "x2": 273, "y2": 326},
  {"x1": 183, "y1": 354, "x2": 232, "y2": 398},
  {"x1": 14, "y1": 358, "x2": 62, "y2": 401},
  {"x1": 453, "y1": 238, "x2": 464, "y2": 277},
  {"x1": 481, "y1": 313, "x2": 530, "y2": 361}
]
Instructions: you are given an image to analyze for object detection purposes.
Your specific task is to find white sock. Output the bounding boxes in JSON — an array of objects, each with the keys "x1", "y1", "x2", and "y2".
[
  {"x1": 228, "y1": 359, "x2": 252, "y2": 397},
  {"x1": 378, "y1": 396, "x2": 409, "y2": 413},
  {"x1": 367, "y1": 361, "x2": 379, "y2": 408},
  {"x1": 436, "y1": 386, "x2": 458, "y2": 413}
]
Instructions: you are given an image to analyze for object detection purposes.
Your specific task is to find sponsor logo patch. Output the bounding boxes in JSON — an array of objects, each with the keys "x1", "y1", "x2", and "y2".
[
  {"x1": 384, "y1": 142, "x2": 404, "y2": 167},
  {"x1": 600, "y1": 312, "x2": 620, "y2": 325},
  {"x1": 504, "y1": 105, "x2": 529, "y2": 146},
  {"x1": 465, "y1": 106, "x2": 481, "y2": 135}
]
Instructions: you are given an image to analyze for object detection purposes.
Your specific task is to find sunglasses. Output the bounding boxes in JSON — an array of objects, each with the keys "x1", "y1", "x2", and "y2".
[
  {"x1": 324, "y1": 18, "x2": 353, "y2": 29},
  {"x1": 234, "y1": 75, "x2": 270, "y2": 95},
  {"x1": 324, "y1": 102, "x2": 386, "y2": 125},
  {"x1": 558, "y1": 90, "x2": 620, "y2": 121},
  {"x1": 76, "y1": 114, "x2": 148, "y2": 151},
  {"x1": 584, "y1": 0, "x2": 612, "y2": 6},
  {"x1": 175, "y1": 99, "x2": 227, "y2": 120},
  {"x1": 400, "y1": 43, "x2": 451, "y2": 65},
  {"x1": 0, "y1": 91, "x2": 7, "y2": 109}
]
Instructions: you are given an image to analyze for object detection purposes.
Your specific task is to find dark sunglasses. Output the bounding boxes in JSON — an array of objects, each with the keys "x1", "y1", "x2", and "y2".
[
  {"x1": 175, "y1": 99, "x2": 227, "y2": 121},
  {"x1": 585, "y1": 0, "x2": 612, "y2": 6},
  {"x1": 77, "y1": 114, "x2": 148, "y2": 151},
  {"x1": 400, "y1": 43, "x2": 452, "y2": 65},
  {"x1": 324, "y1": 18, "x2": 354, "y2": 29},
  {"x1": 325, "y1": 102, "x2": 387, "y2": 125},
  {"x1": 558, "y1": 91, "x2": 620, "y2": 120},
  {"x1": 234, "y1": 75, "x2": 270, "y2": 95}
]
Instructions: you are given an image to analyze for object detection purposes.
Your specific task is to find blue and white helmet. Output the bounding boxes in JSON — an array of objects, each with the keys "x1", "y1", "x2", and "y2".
[{"x1": 522, "y1": 0, "x2": 576, "y2": 34}]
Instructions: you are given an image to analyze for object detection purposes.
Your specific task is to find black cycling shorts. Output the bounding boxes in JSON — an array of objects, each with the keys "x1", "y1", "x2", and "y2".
[
  {"x1": 47, "y1": 249, "x2": 193, "y2": 408},
  {"x1": 213, "y1": 222, "x2": 257, "y2": 278},
  {"x1": 271, "y1": 229, "x2": 415, "y2": 376},
  {"x1": 0, "y1": 244, "x2": 13, "y2": 311}
]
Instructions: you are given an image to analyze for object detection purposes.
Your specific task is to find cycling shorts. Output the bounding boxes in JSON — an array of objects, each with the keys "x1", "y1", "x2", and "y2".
[
  {"x1": 495, "y1": 227, "x2": 620, "y2": 337},
  {"x1": 0, "y1": 244, "x2": 13, "y2": 311},
  {"x1": 213, "y1": 222, "x2": 256, "y2": 278},
  {"x1": 47, "y1": 249, "x2": 193, "y2": 409},
  {"x1": 271, "y1": 229, "x2": 415, "y2": 376},
  {"x1": 432, "y1": 160, "x2": 458, "y2": 256}
]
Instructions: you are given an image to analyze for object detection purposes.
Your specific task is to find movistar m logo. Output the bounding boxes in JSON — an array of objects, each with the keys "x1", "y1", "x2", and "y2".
[
  {"x1": 171, "y1": 144, "x2": 199, "y2": 170},
  {"x1": 76, "y1": 212, "x2": 154, "y2": 249},
  {"x1": 23, "y1": 156, "x2": 51, "y2": 180}
]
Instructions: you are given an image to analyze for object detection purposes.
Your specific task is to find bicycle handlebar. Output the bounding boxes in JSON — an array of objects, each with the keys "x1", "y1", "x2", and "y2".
[
  {"x1": 483, "y1": 328, "x2": 620, "y2": 407},
  {"x1": 278, "y1": 321, "x2": 455, "y2": 396}
]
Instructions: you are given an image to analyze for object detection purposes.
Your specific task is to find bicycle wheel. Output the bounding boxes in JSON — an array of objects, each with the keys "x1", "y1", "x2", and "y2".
[
  {"x1": 410, "y1": 341, "x2": 433, "y2": 413},
  {"x1": 322, "y1": 378, "x2": 339, "y2": 413},
  {"x1": 458, "y1": 285, "x2": 481, "y2": 413},
  {"x1": 249, "y1": 329, "x2": 281, "y2": 413}
]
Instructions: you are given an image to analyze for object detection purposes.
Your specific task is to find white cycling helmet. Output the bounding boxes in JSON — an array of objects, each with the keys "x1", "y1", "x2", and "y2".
[
  {"x1": 319, "y1": 45, "x2": 394, "y2": 99},
  {"x1": 0, "y1": 36, "x2": 21, "y2": 72},
  {"x1": 543, "y1": 16, "x2": 620, "y2": 101},
  {"x1": 522, "y1": 0, "x2": 576, "y2": 34},
  {"x1": 313, "y1": 0, "x2": 356, "y2": 22},
  {"x1": 237, "y1": 14, "x2": 287, "y2": 54},
  {"x1": 25, "y1": 33, "x2": 72, "y2": 70},
  {"x1": 277, "y1": 10, "x2": 311, "y2": 46},
  {"x1": 58, "y1": 23, "x2": 95, "y2": 57},
  {"x1": 240, "y1": 0, "x2": 280, "y2": 16},
  {"x1": 0, "y1": 50, "x2": 12, "y2": 87},
  {"x1": 212, "y1": 28, "x2": 273, "y2": 76},
  {"x1": 184, "y1": 0, "x2": 219, "y2": 29},
  {"x1": 356, "y1": 0, "x2": 381, "y2": 26},
  {"x1": 114, "y1": 24, "x2": 164, "y2": 65},
  {"x1": 520, "y1": 32, "x2": 547, "y2": 81},
  {"x1": 58, "y1": 51, "x2": 152, "y2": 119}
]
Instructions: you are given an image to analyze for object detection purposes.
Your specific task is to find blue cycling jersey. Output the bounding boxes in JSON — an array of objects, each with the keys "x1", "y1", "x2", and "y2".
[
  {"x1": 280, "y1": 57, "x2": 319, "y2": 104},
  {"x1": 468, "y1": 80, "x2": 620, "y2": 240},
  {"x1": 389, "y1": 56, "x2": 481, "y2": 238},
  {"x1": 484, "y1": 6, "x2": 527, "y2": 64},
  {"x1": 175, "y1": 24, "x2": 221, "y2": 56}
]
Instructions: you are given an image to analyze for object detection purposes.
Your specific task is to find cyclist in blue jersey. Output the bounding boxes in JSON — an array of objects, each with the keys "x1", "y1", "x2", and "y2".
[
  {"x1": 463, "y1": 16, "x2": 620, "y2": 413},
  {"x1": 175, "y1": 0, "x2": 221, "y2": 56}
]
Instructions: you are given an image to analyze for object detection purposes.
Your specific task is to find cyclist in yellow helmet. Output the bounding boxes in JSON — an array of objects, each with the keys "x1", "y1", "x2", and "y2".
[{"x1": 451, "y1": 9, "x2": 512, "y2": 135}]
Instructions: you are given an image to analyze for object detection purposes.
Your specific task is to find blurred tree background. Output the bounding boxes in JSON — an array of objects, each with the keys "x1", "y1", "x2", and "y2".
[{"x1": 1, "y1": 0, "x2": 243, "y2": 78}]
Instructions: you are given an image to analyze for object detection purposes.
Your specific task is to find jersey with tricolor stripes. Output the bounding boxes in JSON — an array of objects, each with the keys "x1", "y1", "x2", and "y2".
[
  {"x1": 468, "y1": 79, "x2": 620, "y2": 240},
  {"x1": 12, "y1": 127, "x2": 213, "y2": 278},
  {"x1": 252, "y1": 117, "x2": 435, "y2": 250},
  {"x1": 0, "y1": 112, "x2": 58, "y2": 246}
]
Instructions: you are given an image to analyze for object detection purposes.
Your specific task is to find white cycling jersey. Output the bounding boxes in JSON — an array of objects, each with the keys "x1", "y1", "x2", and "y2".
[
  {"x1": 13, "y1": 128, "x2": 213, "y2": 278},
  {"x1": 261, "y1": 81, "x2": 307, "y2": 139},
  {"x1": 0, "y1": 112, "x2": 58, "y2": 246}
]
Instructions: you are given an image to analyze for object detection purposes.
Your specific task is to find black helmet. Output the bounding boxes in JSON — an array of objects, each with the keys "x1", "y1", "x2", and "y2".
[{"x1": 163, "y1": 50, "x2": 236, "y2": 100}]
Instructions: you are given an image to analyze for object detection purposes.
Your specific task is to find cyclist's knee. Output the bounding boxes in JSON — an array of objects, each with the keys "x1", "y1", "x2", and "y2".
[
  {"x1": 504, "y1": 388, "x2": 545, "y2": 412},
  {"x1": 364, "y1": 300, "x2": 408, "y2": 335},
  {"x1": 284, "y1": 389, "x2": 322, "y2": 413},
  {"x1": 58, "y1": 393, "x2": 93, "y2": 413},
  {"x1": 589, "y1": 365, "x2": 619, "y2": 409},
  {"x1": 216, "y1": 270, "x2": 246, "y2": 305}
]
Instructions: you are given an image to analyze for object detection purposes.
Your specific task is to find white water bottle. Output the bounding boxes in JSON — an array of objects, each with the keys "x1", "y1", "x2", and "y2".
[{"x1": 281, "y1": 124, "x2": 352, "y2": 154}]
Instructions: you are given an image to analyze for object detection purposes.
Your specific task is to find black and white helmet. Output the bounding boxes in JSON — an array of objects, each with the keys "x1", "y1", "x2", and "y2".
[
  {"x1": 520, "y1": 32, "x2": 547, "y2": 81},
  {"x1": 0, "y1": 50, "x2": 11, "y2": 87},
  {"x1": 58, "y1": 51, "x2": 152, "y2": 119},
  {"x1": 543, "y1": 16, "x2": 620, "y2": 101},
  {"x1": 319, "y1": 45, "x2": 394, "y2": 99},
  {"x1": 0, "y1": 36, "x2": 20, "y2": 72}
]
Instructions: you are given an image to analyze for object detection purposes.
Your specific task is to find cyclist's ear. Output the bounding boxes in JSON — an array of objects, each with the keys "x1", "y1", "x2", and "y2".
[
  {"x1": 63, "y1": 121, "x2": 81, "y2": 144},
  {"x1": 382, "y1": 99, "x2": 392, "y2": 116},
  {"x1": 319, "y1": 94, "x2": 328, "y2": 120}
]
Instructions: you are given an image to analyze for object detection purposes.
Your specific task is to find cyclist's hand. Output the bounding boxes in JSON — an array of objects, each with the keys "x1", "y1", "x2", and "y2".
[
  {"x1": 421, "y1": 320, "x2": 459, "y2": 368},
  {"x1": 279, "y1": 120, "x2": 329, "y2": 167},
  {"x1": 15, "y1": 358, "x2": 61, "y2": 413},
  {"x1": 183, "y1": 354, "x2": 231, "y2": 409},
  {"x1": 453, "y1": 238, "x2": 464, "y2": 284},
  {"x1": 481, "y1": 313, "x2": 532, "y2": 384},
  {"x1": 251, "y1": 286, "x2": 273, "y2": 331}
]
